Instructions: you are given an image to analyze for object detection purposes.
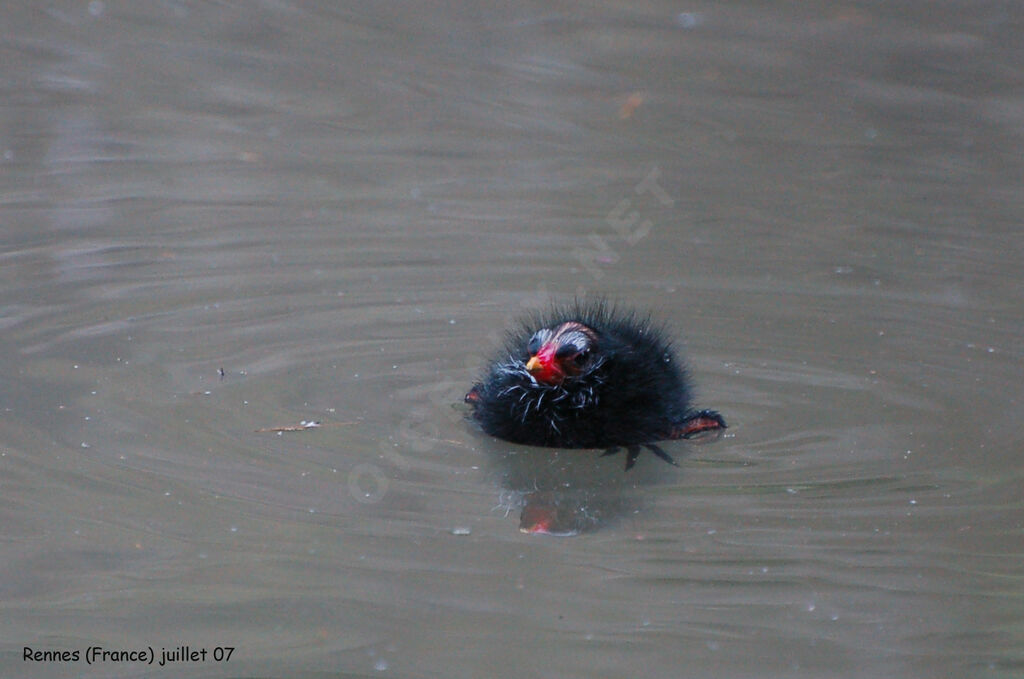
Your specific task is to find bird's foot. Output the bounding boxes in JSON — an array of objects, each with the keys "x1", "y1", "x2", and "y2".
[
  {"x1": 602, "y1": 444, "x2": 678, "y2": 471},
  {"x1": 642, "y1": 443, "x2": 678, "y2": 467}
]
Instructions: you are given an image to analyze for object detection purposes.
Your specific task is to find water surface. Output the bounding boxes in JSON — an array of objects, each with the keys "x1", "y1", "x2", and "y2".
[{"x1": 2, "y1": 2, "x2": 1022, "y2": 678}]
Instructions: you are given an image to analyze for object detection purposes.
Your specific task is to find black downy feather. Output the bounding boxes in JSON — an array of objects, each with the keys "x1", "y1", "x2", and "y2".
[{"x1": 466, "y1": 300, "x2": 725, "y2": 465}]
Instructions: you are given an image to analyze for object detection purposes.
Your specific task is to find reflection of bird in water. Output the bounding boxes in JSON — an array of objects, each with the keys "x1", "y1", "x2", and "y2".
[
  {"x1": 466, "y1": 300, "x2": 727, "y2": 470},
  {"x1": 488, "y1": 447, "x2": 642, "y2": 537},
  {"x1": 515, "y1": 491, "x2": 605, "y2": 536}
]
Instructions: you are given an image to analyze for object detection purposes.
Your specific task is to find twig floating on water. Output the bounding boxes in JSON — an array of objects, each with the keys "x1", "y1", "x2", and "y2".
[{"x1": 255, "y1": 420, "x2": 357, "y2": 433}]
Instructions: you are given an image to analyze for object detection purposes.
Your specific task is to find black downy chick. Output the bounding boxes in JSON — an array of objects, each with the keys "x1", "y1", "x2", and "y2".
[{"x1": 465, "y1": 301, "x2": 726, "y2": 469}]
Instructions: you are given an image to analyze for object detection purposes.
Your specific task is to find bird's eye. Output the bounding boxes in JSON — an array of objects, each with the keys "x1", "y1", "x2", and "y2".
[
  {"x1": 554, "y1": 344, "x2": 590, "y2": 367},
  {"x1": 554, "y1": 344, "x2": 580, "y2": 360}
]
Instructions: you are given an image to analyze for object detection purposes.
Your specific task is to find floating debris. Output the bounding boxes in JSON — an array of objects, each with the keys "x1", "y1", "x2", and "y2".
[
  {"x1": 255, "y1": 420, "x2": 356, "y2": 433},
  {"x1": 256, "y1": 420, "x2": 320, "y2": 432}
]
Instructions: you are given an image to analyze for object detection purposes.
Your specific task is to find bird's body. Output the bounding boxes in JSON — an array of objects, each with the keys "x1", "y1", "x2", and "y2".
[{"x1": 465, "y1": 301, "x2": 725, "y2": 466}]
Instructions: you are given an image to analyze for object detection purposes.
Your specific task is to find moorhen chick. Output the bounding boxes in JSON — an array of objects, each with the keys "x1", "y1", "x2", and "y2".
[{"x1": 465, "y1": 301, "x2": 726, "y2": 469}]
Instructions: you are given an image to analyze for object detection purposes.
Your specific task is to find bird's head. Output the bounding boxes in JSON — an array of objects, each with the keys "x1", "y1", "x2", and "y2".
[{"x1": 523, "y1": 321, "x2": 597, "y2": 385}]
